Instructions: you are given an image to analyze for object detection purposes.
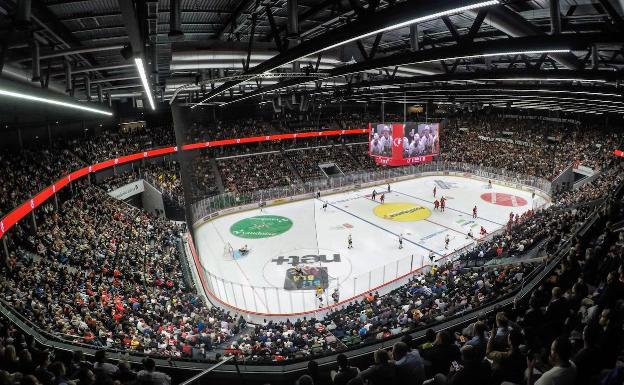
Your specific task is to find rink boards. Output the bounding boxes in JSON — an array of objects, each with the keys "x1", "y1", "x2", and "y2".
[{"x1": 188, "y1": 173, "x2": 549, "y2": 318}]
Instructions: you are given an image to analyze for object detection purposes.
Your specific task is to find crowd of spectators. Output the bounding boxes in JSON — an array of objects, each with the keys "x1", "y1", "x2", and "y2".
[
  {"x1": 294, "y1": 179, "x2": 623, "y2": 385},
  {"x1": 0, "y1": 113, "x2": 623, "y2": 380},
  {"x1": 69, "y1": 125, "x2": 175, "y2": 165},
  {"x1": 286, "y1": 145, "x2": 364, "y2": 181},
  {"x1": 1, "y1": 184, "x2": 241, "y2": 358},
  {"x1": 442, "y1": 114, "x2": 620, "y2": 180},
  {"x1": 0, "y1": 148, "x2": 83, "y2": 218},
  {"x1": 218, "y1": 152, "x2": 297, "y2": 193},
  {"x1": 0, "y1": 314, "x2": 175, "y2": 385}
]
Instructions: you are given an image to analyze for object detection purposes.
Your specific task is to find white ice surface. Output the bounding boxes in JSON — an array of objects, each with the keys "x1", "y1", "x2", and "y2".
[{"x1": 193, "y1": 176, "x2": 543, "y2": 315}]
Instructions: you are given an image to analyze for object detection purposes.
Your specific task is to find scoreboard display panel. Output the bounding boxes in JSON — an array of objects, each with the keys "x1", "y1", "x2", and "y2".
[{"x1": 369, "y1": 122, "x2": 441, "y2": 166}]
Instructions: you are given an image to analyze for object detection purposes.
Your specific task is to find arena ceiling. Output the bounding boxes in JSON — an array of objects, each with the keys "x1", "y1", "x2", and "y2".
[{"x1": 1, "y1": 0, "x2": 623, "y2": 116}]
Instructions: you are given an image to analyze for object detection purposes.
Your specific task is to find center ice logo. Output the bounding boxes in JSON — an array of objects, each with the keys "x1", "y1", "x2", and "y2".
[
  {"x1": 229, "y1": 215, "x2": 293, "y2": 239},
  {"x1": 272, "y1": 253, "x2": 341, "y2": 266},
  {"x1": 373, "y1": 202, "x2": 431, "y2": 222}
]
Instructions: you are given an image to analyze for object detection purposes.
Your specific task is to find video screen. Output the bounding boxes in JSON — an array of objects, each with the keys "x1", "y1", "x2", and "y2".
[
  {"x1": 402, "y1": 122, "x2": 440, "y2": 159},
  {"x1": 369, "y1": 123, "x2": 393, "y2": 158}
]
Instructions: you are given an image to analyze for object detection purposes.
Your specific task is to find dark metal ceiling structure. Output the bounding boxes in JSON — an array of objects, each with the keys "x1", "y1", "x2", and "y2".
[{"x1": 1, "y1": 0, "x2": 623, "y2": 115}]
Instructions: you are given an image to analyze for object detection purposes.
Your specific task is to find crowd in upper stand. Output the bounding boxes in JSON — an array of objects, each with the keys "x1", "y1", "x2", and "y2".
[
  {"x1": 3, "y1": 112, "x2": 622, "y2": 221},
  {"x1": 218, "y1": 152, "x2": 296, "y2": 193},
  {"x1": 68, "y1": 125, "x2": 176, "y2": 165},
  {"x1": 0, "y1": 148, "x2": 83, "y2": 219},
  {"x1": 441, "y1": 114, "x2": 618, "y2": 181}
]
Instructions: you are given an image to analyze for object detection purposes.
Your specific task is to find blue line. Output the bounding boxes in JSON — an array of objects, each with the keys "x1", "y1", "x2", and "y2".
[
  {"x1": 320, "y1": 199, "x2": 443, "y2": 257},
  {"x1": 392, "y1": 190, "x2": 504, "y2": 226}
]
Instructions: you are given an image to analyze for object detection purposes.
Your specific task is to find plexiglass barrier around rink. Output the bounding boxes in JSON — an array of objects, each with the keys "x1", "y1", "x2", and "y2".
[{"x1": 185, "y1": 162, "x2": 552, "y2": 320}]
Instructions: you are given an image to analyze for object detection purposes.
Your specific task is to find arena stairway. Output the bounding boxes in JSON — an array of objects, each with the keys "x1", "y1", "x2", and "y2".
[
  {"x1": 280, "y1": 149, "x2": 304, "y2": 183},
  {"x1": 209, "y1": 157, "x2": 226, "y2": 194}
]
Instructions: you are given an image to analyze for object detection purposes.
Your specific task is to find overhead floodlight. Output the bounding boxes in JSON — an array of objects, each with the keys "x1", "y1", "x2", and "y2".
[
  {"x1": 192, "y1": 0, "x2": 500, "y2": 107},
  {"x1": 480, "y1": 78, "x2": 607, "y2": 83},
  {"x1": 410, "y1": 49, "x2": 572, "y2": 65},
  {"x1": 218, "y1": 49, "x2": 572, "y2": 107},
  {"x1": 134, "y1": 57, "x2": 156, "y2": 110},
  {"x1": 301, "y1": 0, "x2": 500, "y2": 60},
  {"x1": 0, "y1": 88, "x2": 113, "y2": 116}
]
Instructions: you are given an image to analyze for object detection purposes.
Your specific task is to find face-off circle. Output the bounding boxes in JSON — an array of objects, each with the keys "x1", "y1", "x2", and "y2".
[
  {"x1": 480, "y1": 192, "x2": 528, "y2": 207},
  {"x1": 230, "y1": 215, "x2": 293, "y2": 239},
  {"x1": 373, "y1": 202, "x2": 431, "y2": 222}
]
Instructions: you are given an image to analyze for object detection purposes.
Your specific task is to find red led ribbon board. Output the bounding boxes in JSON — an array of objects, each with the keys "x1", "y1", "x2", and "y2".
[
  {"x1": 0, "y1": 128, "x2": 368, "y2": 238},
  {"x1": 615, "y1": 150, "x2": 624, "y2": 158}
]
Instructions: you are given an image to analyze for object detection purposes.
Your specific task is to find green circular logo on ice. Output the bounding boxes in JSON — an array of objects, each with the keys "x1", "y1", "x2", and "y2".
[{"x1": 229, "y1": 215, "x2": 293, "y2": 239}]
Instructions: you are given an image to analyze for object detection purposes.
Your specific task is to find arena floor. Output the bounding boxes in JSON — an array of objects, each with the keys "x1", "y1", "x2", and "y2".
[{"x1": 193, "y1": 175, "x2": 545, "y2": 315}]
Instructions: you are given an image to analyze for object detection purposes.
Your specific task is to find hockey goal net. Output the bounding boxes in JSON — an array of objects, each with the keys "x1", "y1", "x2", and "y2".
[{"x1": 223, "y1": 243, "x2": 235, "y2": 260}]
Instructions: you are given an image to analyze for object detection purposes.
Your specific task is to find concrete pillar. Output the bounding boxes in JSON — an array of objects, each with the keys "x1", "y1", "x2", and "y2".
[
  {"x1": 168, "y1": 0, "x2": 184, "y2": 40},
  {"x1": 31, "y1": 39, "x2": 40, "y2": 82},
  {"x1": 31, "y1": 210, "x2": 37, "y2": 232},
  {"x1": 410, "y1": 24, "x2": 419, "y2": 51},
  {"x1": 17, "y1": 128, "x2": 23, "y2": 149},
  {"x1": 549, "y1": 0, "x2": 561, "y2": 34},
  {"x1": 591, "y1": 45, "x2": 598, "y2": 69},
  {"x1": 381, "y1": 97, "x2": 385, "y2": 123},
  {"x1": 16, "y1": 0, "x2": 31, "y2": 27},
  {"x1": 85, "y1": 75, "x2": 91, "y2": 101},
  {"x1": 64, "y1": 59, "x2": 72, "y2": 93}
]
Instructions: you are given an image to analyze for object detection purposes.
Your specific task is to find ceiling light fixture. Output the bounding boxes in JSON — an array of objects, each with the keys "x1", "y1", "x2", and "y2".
[
  {"x1": 0, "y1": 88, "x2": 113, "y2": 116},
  {"x1": 134, "y1": 57, "x2": 156, "y2": 110},
  {"x1": 193, "y1": 0, "x2": 500, "y2": 107},
  {"x1": 298, "y1": 0, "x2": 501, "y2": 61},
  {"x1": 480, "y1": 78, "x2": 607, "y2": 82}
]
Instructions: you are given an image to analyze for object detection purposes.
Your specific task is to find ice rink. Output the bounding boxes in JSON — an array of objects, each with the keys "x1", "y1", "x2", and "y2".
[{"x1": 192, "y1": 175, "x2": 546, "y2": 315}]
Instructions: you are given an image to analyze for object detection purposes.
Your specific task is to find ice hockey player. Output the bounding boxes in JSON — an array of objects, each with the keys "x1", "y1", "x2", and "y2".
[
  {"x1": 387, "y1": 183, "x2": 391, "y2": 192},
  {"x1": 488, "y1": 179, "x2": 492, "y2": 189},
  {"x1": 466, "y1": 228, "x2": 474, "y2": 239},
  {"x1": 372, "y1": 189, "x2": 377, "y2": 200},
  {"x1": 428, "y1": 251, "x2": 435, "y2": 263},
  {"x1": 348, "y1": 234, "x2": 353, "y2": 249},
  {"x1": 398, "y1": 234, "x2": 403, "y2": 249},
  {"x1": 332, "y1": 288, "x2": 340, "y2": 304},
  {"x1": 322, "y1": 202, "x2": 328, "y2": 211},
  {"x1": 380, "y1": 193, "x2": 385, "y2": 204},
  {"x1": 434, "y1": 199, "x2": 440, "y2": 211},
  {"x1": 440, "y1": 196, "x2": 446, "y2": 212},
  {"x1": 445, "y1": 234, "x2": 450, "y2": 249},
  {"x1": 480, "y1": 226, "x2": 487, "y2": 236},
  {"x1": 433, "y1": 186, "x2": 437, "y2": 197},
  {"x1": 316, "y1": 285, "x2": 325, "y2": 308},
  {"x1": 473, "y1": 205, "x2": 478, "y2": 219}
]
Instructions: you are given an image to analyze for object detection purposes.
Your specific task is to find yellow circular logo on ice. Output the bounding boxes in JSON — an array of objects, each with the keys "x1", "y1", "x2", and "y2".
[{"x1": 373, "y1": 202, "x2": 431, "y2": 222}]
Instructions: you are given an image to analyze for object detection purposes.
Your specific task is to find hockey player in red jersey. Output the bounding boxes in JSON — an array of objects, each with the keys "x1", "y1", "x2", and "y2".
[
  {"x1": 472, "y1": 206, "x2": 478, "y2": 219},
  {"x1": 434, "y1": 199, "x2": 440, "y2": 210},
  {"x1": 440, "y1": 196, "x2": 446, "y2": 212}
]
